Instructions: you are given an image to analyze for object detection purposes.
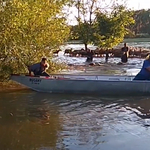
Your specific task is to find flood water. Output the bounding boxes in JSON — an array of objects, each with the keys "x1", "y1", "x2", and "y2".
[{"x1": 1, "y1": 91, "x2": 150, "y2": 150}]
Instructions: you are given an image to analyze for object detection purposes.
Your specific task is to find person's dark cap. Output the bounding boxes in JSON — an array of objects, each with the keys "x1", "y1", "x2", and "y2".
[{"x1": 41, "y1": 57, "x2": 47, "y2": 61}]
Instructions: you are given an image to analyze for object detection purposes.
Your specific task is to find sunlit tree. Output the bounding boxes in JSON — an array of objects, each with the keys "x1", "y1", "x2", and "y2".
[
  {"x1": 94, "y1": 5, "x2": 135, "y2": 48},
  {"x1": 130, "y1": 9, "x2": 150, "y2": 35},
  {"x1": 70, "y1": 0, "x2": 132, "y2": 50},
  {"x1": 0, "y1": 0, "x2": 70, "y2": 79}
]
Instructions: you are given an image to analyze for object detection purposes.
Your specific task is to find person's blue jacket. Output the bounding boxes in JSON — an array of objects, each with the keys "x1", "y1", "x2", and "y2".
[{"x1": 134, "y1": 59, "x2": 150, "y2": 80}]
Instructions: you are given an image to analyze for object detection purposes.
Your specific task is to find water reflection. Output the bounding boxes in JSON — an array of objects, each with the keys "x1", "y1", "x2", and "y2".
[
  {"x1": 0, "y1": 92, "x2": 63, "y2": 150},
  {"x1": 0, "y1": 92, "x2": 150, "y2": 150},
  {"x1": 125, "y1": 97, "x2": 150, "y2": 127}
]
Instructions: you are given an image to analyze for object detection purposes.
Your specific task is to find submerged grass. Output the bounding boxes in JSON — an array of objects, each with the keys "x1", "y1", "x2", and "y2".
[{"x1": 0, "y1": 81, "x2": 27, "y2": 92}]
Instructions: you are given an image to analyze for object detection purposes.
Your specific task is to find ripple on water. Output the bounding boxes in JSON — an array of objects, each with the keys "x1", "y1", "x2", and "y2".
[
  {"x1": 1, "y1": 93, "x2": 150, "y2": 150},
  {"x1": 57, "y1": 96, "x2": 150, "y2": 150}
]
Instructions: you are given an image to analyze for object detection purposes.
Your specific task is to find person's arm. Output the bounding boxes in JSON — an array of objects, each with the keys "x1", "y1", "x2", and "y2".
[
  {"x1": 28, "y1": 66, "x2": 32, "y2": 75},
  {"x1": 29, "y1": 71, "x2": 32, "y2": 76},
  {"x1": 144, "y1": 60, "x2": 150, "y2": 72},
  {"x1": 45, "y1": 63, "x2": 49, "y2": 71}
]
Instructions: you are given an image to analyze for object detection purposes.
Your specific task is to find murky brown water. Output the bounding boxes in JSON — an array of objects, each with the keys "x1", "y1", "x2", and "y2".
[{"x1": 0, "y1": 91, "x2": 150, "y2": 150}]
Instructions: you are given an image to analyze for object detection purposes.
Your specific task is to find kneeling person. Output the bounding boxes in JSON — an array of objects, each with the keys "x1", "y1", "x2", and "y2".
[
  {"x1": 134, "y1": 55, "x2": 150, "y2": 80},
  {"x1": 28, "y1": 58, "x2": 50, "y2": 77}
]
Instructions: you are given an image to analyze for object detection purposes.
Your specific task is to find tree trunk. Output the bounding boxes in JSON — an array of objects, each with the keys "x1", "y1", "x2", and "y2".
[{"x1": 84, "y1": 43, "x2": 88, "y2": 51}]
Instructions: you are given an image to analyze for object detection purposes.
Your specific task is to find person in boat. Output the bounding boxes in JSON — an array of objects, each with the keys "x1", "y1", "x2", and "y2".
[
  {"x1": 121, "y1": 43, "x2": 129, "y2": 63},
  {"x1": 134, "y1": 54, "x2": 150, "y2": 80},
  {"x1": 86, "y1": 49, "x2": 94, "y2": 63},
  {"x1": 28, "y1": 57, "x2": 50, "y2": 76}
]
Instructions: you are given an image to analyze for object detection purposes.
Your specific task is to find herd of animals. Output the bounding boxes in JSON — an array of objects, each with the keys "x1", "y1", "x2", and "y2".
[{"x1": 53, "y1": 47, "x2": 149, "y2": 58}]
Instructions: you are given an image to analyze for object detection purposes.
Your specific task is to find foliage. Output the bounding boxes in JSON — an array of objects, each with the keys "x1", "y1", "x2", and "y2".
[
  {"x1": 72, "y1": 22, "x2": 92, "y2": 49},
  {"x1": 47, "y1": 61, "x2": 67, "y2": 74},
  {"x1": 71, "y1": 8, "x2": 150, "y2": 42},
  {"x1": 93, "y1": 5, "x2": 135, "y2": 48},
  {"x1": 0, "y1": 0, "x2": 70, "y2": 80},
  {"x1": 70, "y1": 1, "x2": 135, "y2": 49},
  {"x1": 70, "y1": 0, "x2": 100, "y2": 50},
  {"x1": 129, "y1": 9, "x2": 150, "y2": 35}
]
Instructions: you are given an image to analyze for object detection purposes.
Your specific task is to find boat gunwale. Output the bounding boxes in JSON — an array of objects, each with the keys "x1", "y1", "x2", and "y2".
[
  {"x1": 11, "y1": 74, "x2": 135, "y2": 77},
  {"x1": 10, "y1": 74, "x2": 150, "y2": 83}
]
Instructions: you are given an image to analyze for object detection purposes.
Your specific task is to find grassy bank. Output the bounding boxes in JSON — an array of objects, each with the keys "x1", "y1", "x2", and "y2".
[{"x1": 0, "y1": 81, "x2": 28, "y2": 92}]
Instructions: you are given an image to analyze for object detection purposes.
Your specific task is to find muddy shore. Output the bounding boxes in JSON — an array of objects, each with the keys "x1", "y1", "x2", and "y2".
[{"x1": 0, "y1": 81, "x2": 28, "y2": 92}]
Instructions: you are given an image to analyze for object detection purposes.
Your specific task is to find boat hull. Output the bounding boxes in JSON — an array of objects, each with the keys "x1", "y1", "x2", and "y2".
[{"x1": 10, "y1": 74, "x2": 150, "y2": 95}]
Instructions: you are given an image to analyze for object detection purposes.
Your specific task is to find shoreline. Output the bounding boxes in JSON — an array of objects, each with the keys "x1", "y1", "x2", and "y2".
[{"x1": 0, "y1": 81, "x2": 28, "y2": 92}]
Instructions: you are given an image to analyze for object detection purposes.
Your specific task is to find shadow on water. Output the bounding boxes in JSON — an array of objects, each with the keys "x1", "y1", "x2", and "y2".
[{"x1": 1, "y1": 91, "x2": 150, "y2": 150}]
